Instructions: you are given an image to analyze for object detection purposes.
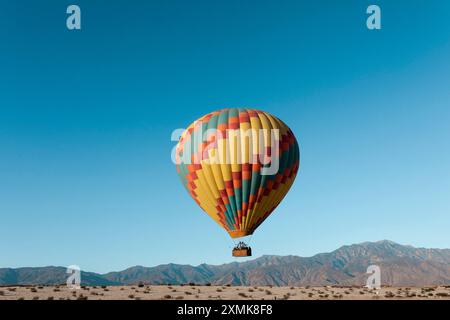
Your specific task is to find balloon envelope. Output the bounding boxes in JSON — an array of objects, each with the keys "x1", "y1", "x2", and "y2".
[{"x1": 175, "y1": 108, "x2": 300, "y2": 238}]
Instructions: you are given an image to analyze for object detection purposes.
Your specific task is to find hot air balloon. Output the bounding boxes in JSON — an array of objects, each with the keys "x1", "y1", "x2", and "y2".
[{"x1": 175, "y1": 108, "x2": 300, "y2": 257}]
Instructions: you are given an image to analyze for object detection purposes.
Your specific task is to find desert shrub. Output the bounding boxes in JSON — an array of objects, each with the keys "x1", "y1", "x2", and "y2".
[
  {"x1": 238, "y1": 292, "x2": 247, "y2": 298},
  {"x1": 138, "y1": 282, "x2": 145, "y2": 288},
  {"x1": 128, "y1": 295, "x2": 135, "y2": 299},
  {"x1": 176, "y1": 296, "x2": 184, "y2": 300},
  {"x1": 0, "y1": 291, "x2": 4, "y2": 296},
  {"x1": 37, "y1": 286, "x2": 44, "y2": 289},
  {"x1": 436, "y1": 293, "x2": 449, "y2": 297},
  {"x1": 163, "y1": 295, "x2": 172, "y2": 299},
  {"x1": 53, "y1": 288, "x2": 60, "y2": 292},
  {"x1": 77, "y1": 295, "x2": 88, "y2": 300},
  {"x1": 32, "y1": 296, "x2": 39, "y2": 300},
  {"x1": 185, "y1": 291, "x2": 192, "y2": 295},
  {"x1": 248, "y1": 289, "x2": 254, "y2": 292},
  {"x1": 188, "y1": 283, "x2": 196, "y2": 286},
  {"x1": 216, "y1": 289, "x2": 222, "y2": 292},
  {"x1": 47, "y1": 296, "x2": 54, "y2": 300},
  {"x1": 8, "y1": 287, "x2": 16, "y2": 292},
  {"x1": 30, "y1": 288, "x2": 37, "y2": 293},
  {"x1": 265, "y1": 290, "x2": 272, "y2": 295},
  {"x1": 101, "y1": 286, "x2": 107, "y2": 289},
  {"x1": 172, "y1": 289, "x2": 177, "y2": 292},
  {"x1": 18, "y1": 297, "x2": 25, "y2": 300},
  {"x1": 205, "y1": 283, "x2": 211, "y2": 287}
]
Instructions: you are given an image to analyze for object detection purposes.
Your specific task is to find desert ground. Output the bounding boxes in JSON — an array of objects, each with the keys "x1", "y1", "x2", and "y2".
[{"x1": 0, "y1": 285, "x2": 449, "y2": 300}]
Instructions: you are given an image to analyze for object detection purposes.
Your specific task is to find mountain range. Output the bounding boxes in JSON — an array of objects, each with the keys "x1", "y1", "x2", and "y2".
[{"x1": 1, "y1": 240, "x2": 449, "y2": 286}]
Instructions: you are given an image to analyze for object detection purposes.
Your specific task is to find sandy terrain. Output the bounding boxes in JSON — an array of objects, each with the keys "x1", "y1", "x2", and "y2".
[{"x1": 0, "y1": 285, "x2": 449, "y2": 300}]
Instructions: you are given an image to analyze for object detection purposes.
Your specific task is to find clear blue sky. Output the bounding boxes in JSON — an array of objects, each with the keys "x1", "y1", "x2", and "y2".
[{"x1": 1, "y1": 0, "x2": 449, "y2": 273}]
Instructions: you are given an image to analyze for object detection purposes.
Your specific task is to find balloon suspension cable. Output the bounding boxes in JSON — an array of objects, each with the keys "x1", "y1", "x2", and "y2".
[
  {"x1": 225, "y1": 230, "x2": 237, "y2": 249},
  {"x1": 247, "y1": 234, "x2": 254, "y2": 246},
  {"x1": 233, "y1": 235, "x2": 253, "y2": 250}
]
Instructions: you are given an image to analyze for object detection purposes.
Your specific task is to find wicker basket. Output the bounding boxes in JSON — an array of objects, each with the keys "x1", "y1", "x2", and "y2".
[{"x1": 232, "y1": 248, "x2": 252, "y2": 257}]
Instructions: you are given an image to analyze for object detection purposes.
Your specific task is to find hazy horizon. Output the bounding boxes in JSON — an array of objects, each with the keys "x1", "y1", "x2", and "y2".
[{"x1": 1, "y1": 239, "x2": 449, "y2": 274}]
